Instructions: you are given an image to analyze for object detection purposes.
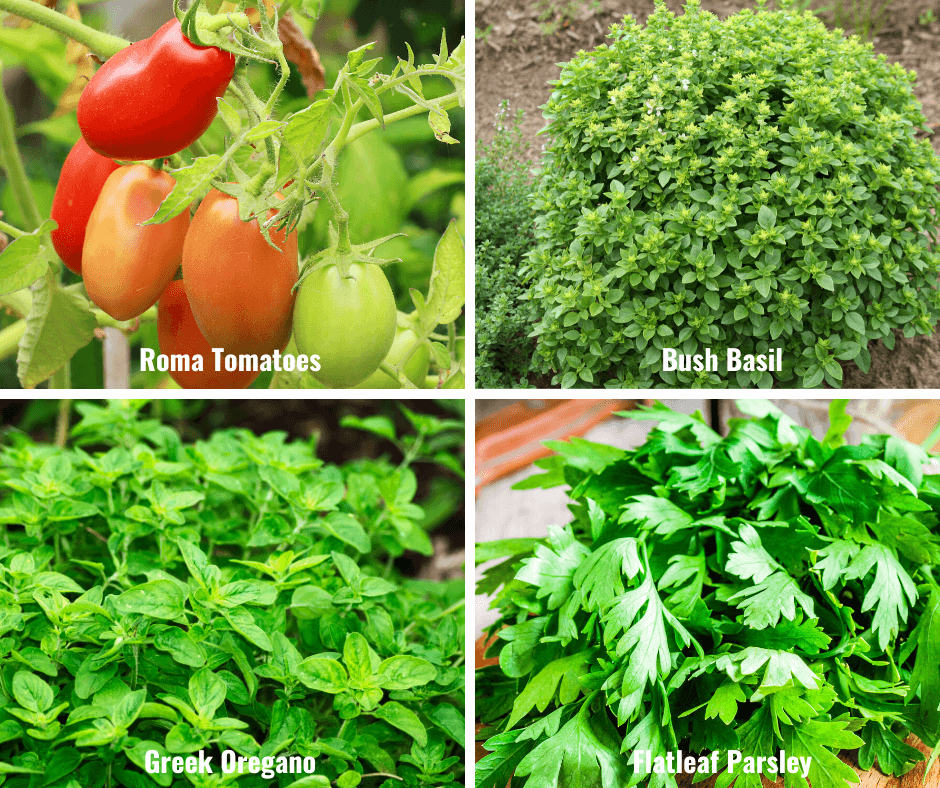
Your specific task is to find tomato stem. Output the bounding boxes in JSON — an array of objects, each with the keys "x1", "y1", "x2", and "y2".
[
  {"x1": 93, "y1": 306, "x2": 157, "y2": 331},
  {"x1": 0, "y1": 0, "x2": 129, "y2": 58},
  {"x1": 200, "y1": 11, "x2": 251, "y2": 33},
  {"x1": 232, "y1": 72, "x2": 277, "y2": 167},
  {"x1": 0, "y1": 318, "x2": 26, "y2": 363},
  {"x1": 344, "y1": 92, "x2": 460, "y2": 149},
  {"x1": 262, "y1": 49, "x2": 292, "y2": 120},
  {"x1": 0, "y1": 63, "x2": 43, "y2": 233},
  {"x1": 48, "y1": 362, "x2": 71, "y2": 390},
  {"x1": 0, "y1": 219, "x2": 24, "y2": 239}
]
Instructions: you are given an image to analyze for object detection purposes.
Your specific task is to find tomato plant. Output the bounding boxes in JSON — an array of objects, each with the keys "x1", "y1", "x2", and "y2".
[
  {"x1": 77, "y1": 18, "x2": 236, "y2": 161},
  {"x1": 182, "y1": 188, "x2": 297, "y2": 357},
  {"x1": 157, "y1": 279, "x2": 260, "y2": 388},
  {"x1": 83, "y1": 164, "x2": 189, "y2": 321},
  {"x1": 49, "y1": 138, "x2": 119, "y2": 275},
  {"x1": 0, "y1": 0, "x2": 465, "y2": 389}
]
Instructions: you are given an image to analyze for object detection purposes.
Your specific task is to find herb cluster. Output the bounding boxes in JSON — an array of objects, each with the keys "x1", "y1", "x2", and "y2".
[
  {"x1": 476, "y1": 103, "x2": 537, "y2": 389},
  {"x1": 523, "y1": 0, "x2": 940, "y2": 388},
  {"x1": 477, "y1": 401, "x2": 940, "y2": 788},
  {"x1": 0, "y1": 401, "x2": 465, "y2": 787}
]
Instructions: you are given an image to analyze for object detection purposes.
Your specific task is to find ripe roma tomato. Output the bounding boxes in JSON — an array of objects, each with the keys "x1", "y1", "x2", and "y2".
[
  {"x1": 83, "y1": 164, "x2": 189, "y2": 321},
  {"x1": 294, "y1": 262, "x2": 396, "y2": 388},
  {"x1": 50, "y1": 138, "x2": 120, "y2": 275},
  {"x1": 77, "y1": 19, "x2": 235, "y2": 160},
  {"x1": 182, "y1": 189, "x2": 297, "y2": 356},
  {"x1": 158, "y1": 280, "x2": 258, "y2": 389},
  {"x1": 353, "y1": 327, "x2": 430, "y2": 389}
]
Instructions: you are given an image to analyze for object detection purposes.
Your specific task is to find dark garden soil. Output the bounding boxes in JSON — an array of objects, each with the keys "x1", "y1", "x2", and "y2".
[{"x1": 476, "y1": 0, "x2": 940, "y2": 389}]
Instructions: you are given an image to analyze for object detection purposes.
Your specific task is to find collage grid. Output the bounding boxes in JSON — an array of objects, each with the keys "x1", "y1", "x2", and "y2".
[{"x1": 3, "y1": 0, "x2": 940, "y2": 785}]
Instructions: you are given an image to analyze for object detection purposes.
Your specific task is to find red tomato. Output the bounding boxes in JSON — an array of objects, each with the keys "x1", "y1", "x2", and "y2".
[
  {"x1": 182, "y1": 189, "x2": 297, "y2": 356},
  {"x1": 83, "y1": 164, "x2": 189, "y2": 321},
  {"x1": 77, "y1": 19, "x2": 235, "y2": 160},
  {"x1": 50, "y1": 138, "x2": 120, "y2": 275},
  {"x1": 157, "y1": 279, "x2": 258, "y2": 389}
]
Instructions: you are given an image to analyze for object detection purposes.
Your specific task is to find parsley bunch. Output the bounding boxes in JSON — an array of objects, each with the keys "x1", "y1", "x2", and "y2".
[
  {"x1": 0, "y1": 401, "x2": 464, "y2": 787},
  {"x1": 477, "y1": 400, "x2": 940, "y2": 788},
  {"x1": 523, "y1": 0, "x2": 940, "y2": 388}
]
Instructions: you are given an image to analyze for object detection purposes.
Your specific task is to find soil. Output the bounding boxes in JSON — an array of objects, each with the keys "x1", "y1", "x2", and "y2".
[{"x1": 476, "y1": 0, "x2": 940, "y2": 389}]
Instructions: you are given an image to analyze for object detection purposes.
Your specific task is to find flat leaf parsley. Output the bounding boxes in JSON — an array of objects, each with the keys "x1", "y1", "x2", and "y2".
[{"x1": 477, "y1": 400, "x2": 940, "y2": 788}]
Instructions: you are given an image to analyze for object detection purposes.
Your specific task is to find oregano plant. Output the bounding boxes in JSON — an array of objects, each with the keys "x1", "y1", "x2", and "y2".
[
  {"x1": 522, "y1": 0, "x2": 940, "y2": 388},
  {"x1": 0, "y1": 400, "x2": 465, "y2": 786}
]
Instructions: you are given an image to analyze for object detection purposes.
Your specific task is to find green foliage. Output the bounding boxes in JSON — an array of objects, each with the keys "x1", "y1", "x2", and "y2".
[
  {"x1": 477, "y1": 400, "x2": 940, "y2": 788},
  {"x1": 523, "y1": 0, "x2": 940, "y2": 389},
  {"x1": 0, "y1": 401, "x2": 464, "y2": 786},
  {"x1": 475, "y1": 102, "x2": 537, "y2": 388}
]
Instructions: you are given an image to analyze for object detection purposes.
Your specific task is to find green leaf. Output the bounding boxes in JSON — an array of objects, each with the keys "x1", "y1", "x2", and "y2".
[
  {"x1": 843, "y1": 543, "x2": 916, "y2": 650},
  {"x1": 344, "y1": 632, "x2": 373, "y2": 685},
  {"x1": 147, "y1": 155, "x2": 225, "y2": 224},
  {"x1": 621, "y1": 495, "x2": 693, "y2": 535},
  {"x1": 757, "y1": 205, "x2": 776, "y2": 229},
  {"x1": 188, "y1": 668, "x2": 226, "y2": 719},
  {"x1": 12, "y1": 672, "x2": 53, "y2": 713},
  {"x1": 822, "y1": 400, "x2": 852, "y2": 448},
  {"x1": 427, "y1": 703, "x2": 465, "y2": 745},
  {"x1": 297, "y1": 657, "x2": 348, "y2": 693},
  {"x1": 603, "y1": 571, "x2": 693, "y2": 701},
  {"x1": 572, "y1": 537, "x2": 642, "y2": 611},
  {"x1": 17, "y1": 270, "x2": 97, "y2": 388},
  {"x1": 730, "y1": 570, "x2": 816, "y2": 629},
  {"x1": 340, "y1": 415, "x2": 396, "y2": 440},
  {"x1": 115, "y1": 580, "x2": 186, "y2": 620},
  {"x1": 376, "y1": 655, "x2": 437, "y2": 690},
  {"x1": 516, "y1": 524, "x2": 590, "y2": 610},
  {"x1": 726, "y1": 524, "x2": 781, "y2": 583},
  {"x1": 413, "y1": 219, "x2": 465, "y2": 333},
  {"x1": 475, "y1": 538, "x2": 542, "y2": 564},
  {"x1": 321, "y1": 512, "x2": 371, "y2": 553},
  {"x1": 373, "y1": 701, "x2": 427, "y2": 746},
  {"x1": 506, "y1": 652, "x2": 590, "y2": 729},
  {"x1": 515, "y1": 704, "x2": 627, "y2": 788},
  {"x1": 781, "y1": 720, "x2": 864, "y2": 788},
  {"x1": 0, "y1": 229, "x2": 49, "y2": 295},
  {"x1": 405, "y1": 168, "x2": 464, "y2": 212}
]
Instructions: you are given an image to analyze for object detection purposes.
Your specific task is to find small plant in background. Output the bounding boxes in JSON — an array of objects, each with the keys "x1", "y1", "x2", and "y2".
[
  {"x1": 830, "y1": 0, "x2": 897, "y2": 40},
  {"x1": 534, "y1": 0, "x2": 595, "y2": 36},
  {"x1": 476, "y1": 102, "x2": 538, "y2": 389},
  {"x1": 919, "y1": 8, "x2": 937, "y2": 24},
  {"x1": 523, "y1": 0, "x2": 940, "y2": 389}
]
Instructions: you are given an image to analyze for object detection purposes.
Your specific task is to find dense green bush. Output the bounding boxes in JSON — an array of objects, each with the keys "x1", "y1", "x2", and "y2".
[
  {"x1": 0, "y1": 401, "x2": 464, "y2": 787},
  {"x1": 476, "y1": 104, "x2": 537, "y2": 389},
  {"x1": 524, "y1": 0, "x2": 940, "y2": 388}
]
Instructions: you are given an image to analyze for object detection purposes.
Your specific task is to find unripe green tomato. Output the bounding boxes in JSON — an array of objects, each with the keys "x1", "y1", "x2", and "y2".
[
  {"x1": 354, "y1": 328, "x2": 430, "y2": 388},
  {"x1": 294, "y1": 262, "x2": 396, "y2": 387}
]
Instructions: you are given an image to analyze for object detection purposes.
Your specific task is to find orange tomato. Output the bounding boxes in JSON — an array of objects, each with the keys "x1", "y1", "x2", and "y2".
[
  {"x1": 157, "y1": 279, "x2": 259, "y2": 389},
  {"x1": 82, "y1": 164, "x2": 189, "y2": 320},
  {"x1": 181, "y1": 189, "x2": 297, "y2": 356}
]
